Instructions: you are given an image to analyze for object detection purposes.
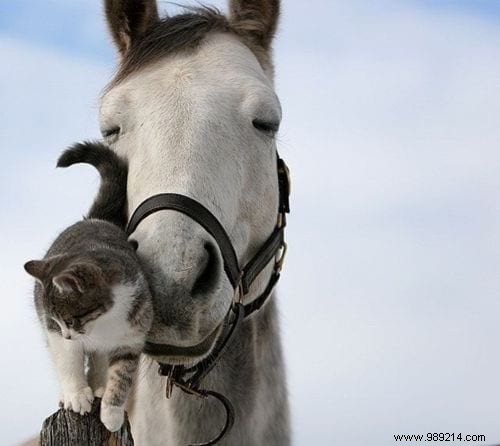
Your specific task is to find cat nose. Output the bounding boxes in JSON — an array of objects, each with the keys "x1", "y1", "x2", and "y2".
[{"x1": 63, "y1": 333, "x2": 72, "y2": 340}]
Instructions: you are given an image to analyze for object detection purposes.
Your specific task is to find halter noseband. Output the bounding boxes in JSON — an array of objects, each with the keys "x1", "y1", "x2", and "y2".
[{"x1": 125, "y1": 155, "x2": 290, "y2": 445}]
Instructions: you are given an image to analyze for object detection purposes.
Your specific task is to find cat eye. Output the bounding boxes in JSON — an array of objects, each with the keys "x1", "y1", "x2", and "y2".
[
  {"x1": 252, "y1": 119, "x2": 279, "y2": 137},
  {"x1": 74, "y1": 307, "x2": 102, "y2": 325},
  {"x1": 74, "y1": 308, "x2": 99, "y2": 320}
]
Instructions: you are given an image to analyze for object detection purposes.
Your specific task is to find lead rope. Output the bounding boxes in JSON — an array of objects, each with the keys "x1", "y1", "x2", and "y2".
[
  {"x1": 186, "y1": 390, "x2": 235, "y2": 446},
  {"x1": 158, "y1": 303, "x2": 244, "y2": 445}
]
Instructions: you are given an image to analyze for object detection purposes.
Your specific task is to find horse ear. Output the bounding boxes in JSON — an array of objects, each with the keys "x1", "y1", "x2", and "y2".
[
  {"x1": 229, "y1": 0, "x2": 280, "y2": 50},
  {"x1": 104, "y1": 0, "x2": 159, "y2": 55}
]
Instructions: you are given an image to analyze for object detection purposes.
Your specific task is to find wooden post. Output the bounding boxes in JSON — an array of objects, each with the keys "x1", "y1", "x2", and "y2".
[{"x1": 39, "y1": 399, "x2": 134, "y2": 446}]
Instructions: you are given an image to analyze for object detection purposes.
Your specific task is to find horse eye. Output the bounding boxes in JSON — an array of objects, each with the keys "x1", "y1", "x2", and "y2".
[
  {"x1": 252, "y1": 119, "x2": 279, "y2": 136},
  {"x1": 101, "y1": 126, "x2": 121, "y2": 140}
]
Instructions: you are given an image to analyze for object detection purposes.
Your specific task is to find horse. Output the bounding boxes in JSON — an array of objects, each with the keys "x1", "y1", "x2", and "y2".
[{"x1": 88, "y1": 1, "x2": 290, "y2": 444}]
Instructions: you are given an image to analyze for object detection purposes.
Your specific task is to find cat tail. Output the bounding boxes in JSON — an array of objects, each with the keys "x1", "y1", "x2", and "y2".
[{"x1": 57, "y1": 141, "x2": 128, "y2": 228}]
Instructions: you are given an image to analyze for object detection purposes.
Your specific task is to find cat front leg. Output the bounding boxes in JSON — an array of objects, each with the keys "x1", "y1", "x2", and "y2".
[
  {"x1": 100, "y1": 347, "x2": 140, "y2": 432},
  {"x1": 47, "y1": 331, "x2": 93, "y2": 415},
  {"x1": 87, "y1": 351, "x2": 109, "y2": 398}
]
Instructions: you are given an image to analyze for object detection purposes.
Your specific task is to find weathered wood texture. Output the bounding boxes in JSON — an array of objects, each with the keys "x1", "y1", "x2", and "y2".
[{"x1": 39, "y1": 399, "x2": 134, "y2": 446}]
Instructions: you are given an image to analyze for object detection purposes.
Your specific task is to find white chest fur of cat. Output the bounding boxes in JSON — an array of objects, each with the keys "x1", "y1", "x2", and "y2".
[
  {"x1": 24, "y1": 141, "x2": 153, "y2": 432},
  {"x1": 60, "y1": 283, "x2": 144, "y2": 351}
]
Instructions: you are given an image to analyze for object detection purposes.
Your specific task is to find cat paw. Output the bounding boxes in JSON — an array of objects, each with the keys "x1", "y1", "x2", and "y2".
[
  {"x1": 62, "y1": 386, "x2": 94, "y2": 415},
  {"x1": 100, "y1": 404, "x2": 124, "y2": 432},
  {"x1": 93, "y1": 387, "x2": 105, "y2": 398}
]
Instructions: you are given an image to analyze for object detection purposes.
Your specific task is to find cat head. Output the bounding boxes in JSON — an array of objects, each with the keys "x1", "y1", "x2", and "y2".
[{"x1": 24, "y1": 256, "x2": 114, "y2": 339}]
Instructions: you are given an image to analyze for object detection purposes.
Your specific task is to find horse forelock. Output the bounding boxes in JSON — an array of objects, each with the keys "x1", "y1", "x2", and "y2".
[{"x1": 108, "y1": 5, "x2": 274, "y2": 90}]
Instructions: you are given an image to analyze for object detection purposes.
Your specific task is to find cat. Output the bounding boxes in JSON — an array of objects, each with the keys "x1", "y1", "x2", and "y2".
[{"x1": 24, "y1": 141, "x2": 153, "y2": 432}]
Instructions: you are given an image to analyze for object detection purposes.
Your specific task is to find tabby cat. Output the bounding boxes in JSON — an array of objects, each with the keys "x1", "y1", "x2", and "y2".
[{"x1": 24, "y1": 141, "x2": 152, "y2": 432}]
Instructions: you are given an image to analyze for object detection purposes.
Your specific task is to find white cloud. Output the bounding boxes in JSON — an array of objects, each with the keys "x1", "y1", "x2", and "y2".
[{"x1": 1, "y1": 2, "x2": 500, "y2": 445}]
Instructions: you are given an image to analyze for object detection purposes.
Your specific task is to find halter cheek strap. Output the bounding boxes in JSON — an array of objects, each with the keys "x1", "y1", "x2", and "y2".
[
  {"x1": 125, "y1": 154, "x2": 290, "y2": 446},
  {"x1": 125, "y1": 155, "x2": 290, "y2": 314}
]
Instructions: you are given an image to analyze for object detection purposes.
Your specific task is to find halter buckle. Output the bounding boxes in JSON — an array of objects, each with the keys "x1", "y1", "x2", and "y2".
[
  {"x1": 277, "y1": 157, "x2": 291, "y2": 215},
  {"x1": 275, "y1": 242, "x2": 288, "y2": 273},
  {"x1": 234, "y1": 274, "x2": 244, "y2": 304},
  {"x1": 165, "y1": 367, "x2": 175, "y2": 399},
  {"x1": 279, "y1": 160, "x2": 292, "y2": 195},
  {"x1": 277, "y1": 212, "x2": 286, "y2": 228}
]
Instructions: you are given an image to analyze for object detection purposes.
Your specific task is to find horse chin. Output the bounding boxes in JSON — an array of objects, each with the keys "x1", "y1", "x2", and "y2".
[{"x1": 145, "y1": 317, "x2": 225, "y2": 366}]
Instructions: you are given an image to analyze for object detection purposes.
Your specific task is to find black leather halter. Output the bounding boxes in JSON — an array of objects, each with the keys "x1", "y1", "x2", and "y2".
[{"x1": 125, "y1": 155, "x2": 290, "y2": 445}]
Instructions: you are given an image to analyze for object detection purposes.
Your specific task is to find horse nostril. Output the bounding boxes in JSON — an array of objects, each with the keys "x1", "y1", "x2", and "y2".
[{"x1": 191, "y1": 242, "x2": 221, "y2": 296}]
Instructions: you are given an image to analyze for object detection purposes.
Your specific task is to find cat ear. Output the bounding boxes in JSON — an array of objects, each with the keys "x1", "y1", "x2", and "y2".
[
  {"x1": 24, "y1": 260, "x2": 48, "y2": 282},
  {"x1": 52, "y1": 273, "x2": 85, "y2": 294},
  {"x1": 53, "y1": 263, "x2": 104, "y2": 294}
]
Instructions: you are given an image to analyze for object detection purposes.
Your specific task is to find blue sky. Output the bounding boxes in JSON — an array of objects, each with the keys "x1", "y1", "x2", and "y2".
[
  {"x1": 2, "y1": 2, "x2": 500, "y2": 446},
  {"x1": 0, "y1": 1, "x2": 111, "y2": 61},
  {"x1": 419, "y1": 0, "x2": 500, "y2": 17}
]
